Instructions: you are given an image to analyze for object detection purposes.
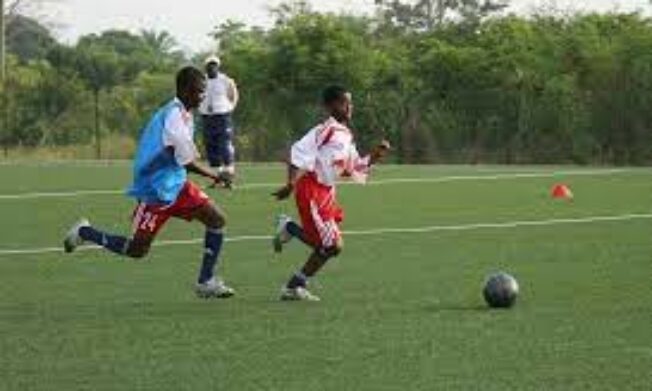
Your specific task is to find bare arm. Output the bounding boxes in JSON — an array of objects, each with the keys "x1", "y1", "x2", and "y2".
[
  {"x1": 368, "y1": 139, "x2": 392, "y2": 165},
  {"x1": 161, "y1": 107, "x2": 232, "y2": 188},
  {"x1": 272, "y1": 163, "x2": 307, "y2": 200},
  {"x1": 228, "y1": 79, "x2": 239, "y2": 110},
  {"x1": 185, "y1": 160, "x2": 232, "y2": 189}
]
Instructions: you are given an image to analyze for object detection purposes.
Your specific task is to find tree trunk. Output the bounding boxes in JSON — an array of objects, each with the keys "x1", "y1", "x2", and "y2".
[
  {"x1": 1, "y1": 0, "x2": 6, "y2": 158},
  {"x1": 0, "y1": 0, "x2": 6, "y2": 84},
  {"x1": 1, "y1": 91, "x2": 6, "y2": 157},
  {"x1": 94, "y1": 89, "x2": 101, "y2": 159}
]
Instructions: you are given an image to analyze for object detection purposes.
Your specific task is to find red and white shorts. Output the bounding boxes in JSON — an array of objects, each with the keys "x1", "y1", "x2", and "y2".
[
  {"x1": 294, "y1": 173, "x2": 343, "y2": 248},
  {"x1": 131, "y1": 181, "x2": 211, "y2": 237}
]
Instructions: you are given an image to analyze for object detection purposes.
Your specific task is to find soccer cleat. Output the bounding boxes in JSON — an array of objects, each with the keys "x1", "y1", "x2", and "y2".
[
  {"x1": 272, "y1": 214, "x2": 293, "y2": 253},
  {"x1": 63, "y1": 218, "x2": 91, "y2": 253},
  {"x1": 222, "y1": 165, "x2": 236, "y2": 176},
  {"x1": 195, "y1": 277, "x2": 236, "y2": 299},
  {"x1": 280, "y1": 286, "x2": 321, "y2": 302}
]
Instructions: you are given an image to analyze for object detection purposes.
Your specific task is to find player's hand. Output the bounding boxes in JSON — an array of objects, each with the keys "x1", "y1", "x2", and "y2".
[
  {"x1": 272, "y1": 184, "x2": 293, "y2": 201},
  {"x1": 210, "y1": 172, "x2": 234, "y2": 190},
  {"x1": 370, "y1": 139, "x2": 392, "y2": 163}
]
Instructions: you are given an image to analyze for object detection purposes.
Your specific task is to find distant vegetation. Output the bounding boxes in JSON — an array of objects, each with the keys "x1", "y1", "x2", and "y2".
[{"x1": 2, "y1": 0, "x2": 652, "y2": 164}]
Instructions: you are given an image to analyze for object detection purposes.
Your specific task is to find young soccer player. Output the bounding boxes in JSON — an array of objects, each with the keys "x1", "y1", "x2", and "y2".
[
  {"x1": 63, "y1": 66, "x2": 235, "y2": 299},
  {"x1": 272, "y1": 85, "x2": 391, "y2": 301}
]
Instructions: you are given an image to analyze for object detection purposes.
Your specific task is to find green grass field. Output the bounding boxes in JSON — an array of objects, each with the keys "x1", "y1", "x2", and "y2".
[{"x1": 0, "y1": 163, "x2": 651, "y2": 390}]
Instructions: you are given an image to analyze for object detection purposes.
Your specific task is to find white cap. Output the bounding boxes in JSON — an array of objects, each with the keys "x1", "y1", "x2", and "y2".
[{"x1": 205, "y1": 55, "x2": 221, "y2": 66}]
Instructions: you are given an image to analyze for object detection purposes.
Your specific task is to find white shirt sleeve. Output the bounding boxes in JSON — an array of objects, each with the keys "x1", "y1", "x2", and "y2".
[
  {"x1": 290, "y1": 127, "x2": 319, "y2": 171},
  {"x1": 162, "y1": 107, "x2": 200, "y2": 166}
]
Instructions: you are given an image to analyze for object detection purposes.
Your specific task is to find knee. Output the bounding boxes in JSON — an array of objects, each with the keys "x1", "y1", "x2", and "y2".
[
  {"x1": 209, "y1": 209, "x2": 226, "y2": 230},
  {"x1": 332, "y1": 243, "x2": 343, "y2": 257},
  {"x1": 215, "y1": 211, "x2": 226, "y2": 229},
  {"x1": 126, "y1": 243, "x2": 150, "y2": 259},
  {"x1": 319, "y1": 243, "x2": 343, "y2": 259},
  {"x1": 332, "y1": 238, "x2": 344, "y2": 256}
]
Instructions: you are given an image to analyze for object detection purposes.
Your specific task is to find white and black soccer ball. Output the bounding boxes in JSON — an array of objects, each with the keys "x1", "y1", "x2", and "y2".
[{"x1": 483, "y1": 272, "x2": 519, "y2": 308}]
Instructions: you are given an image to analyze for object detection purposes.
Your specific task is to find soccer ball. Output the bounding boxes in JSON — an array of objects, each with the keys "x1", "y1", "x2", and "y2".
[{"x1": 483, "y1": 272, "x2": 519, "y2": 308}]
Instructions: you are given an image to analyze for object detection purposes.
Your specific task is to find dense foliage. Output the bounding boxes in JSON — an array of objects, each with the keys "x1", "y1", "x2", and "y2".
[{"x1": 2, "y1": 1, "x2": 652, "y2": 164}]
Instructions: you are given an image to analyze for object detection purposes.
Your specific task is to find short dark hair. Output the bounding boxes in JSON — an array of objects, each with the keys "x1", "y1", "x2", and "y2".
[
  {"x1": 176, "y1": 66, "x2": 205, "y2": 94},
  {"x1": 322, "y1": 85, "x2": 348, "y2": 105}
]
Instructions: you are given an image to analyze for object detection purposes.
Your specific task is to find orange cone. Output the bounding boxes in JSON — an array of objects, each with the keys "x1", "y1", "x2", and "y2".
[{"x1": 551, "y1": 184, "x2": 573, "y2": 200}]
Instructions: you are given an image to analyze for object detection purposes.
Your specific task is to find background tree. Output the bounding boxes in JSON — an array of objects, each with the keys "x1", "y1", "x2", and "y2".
[
  {"x1": 6, "y1": 14, "x2": 55, "y2": 62},
  {"x1": 3, "y1": 0, "x2": 652, "y2": 165},
  {"x1": 47, "y1": 30, "x2": 182, "y2": 157},
  {"x1": 374, "y1": 0, "x2": 509, "y2": 31}
]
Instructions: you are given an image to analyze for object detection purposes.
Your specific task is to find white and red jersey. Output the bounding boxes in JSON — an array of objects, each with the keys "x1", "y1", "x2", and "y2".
[{"x1": 290, "y1": 117, "x2": 371, "y2": 187}]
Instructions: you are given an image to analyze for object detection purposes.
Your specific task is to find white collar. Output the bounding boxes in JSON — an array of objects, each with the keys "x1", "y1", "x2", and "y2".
[
  {"x1": 173, "y1": 97, "x2": 190, "y2": 114},
  {"x1": 325, "y1": 116, "x2": 351, "y2": 132}
]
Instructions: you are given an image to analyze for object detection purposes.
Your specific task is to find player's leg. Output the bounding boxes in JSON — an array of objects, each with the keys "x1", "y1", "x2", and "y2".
[
  {"x1": 191, "y1": 201, "x2": 225, "y2": 283},
  {"x1": 189, "y1": 199, "x2": 235, "y2": 298},
  {"x1": 216, "y1": 115, "x2": 235, "y2": 174},
  {"x1": 124, "y1": 232, "x2": 155, "y2": 259},
  {"x1": 284, "y1": 235, "x2": 343, "y2": 298},
  {"x1": 273, "y1": 175, "x2": 323, "y2": 253},
  {"x1": 272, "y1": 214, "x2": 313, "y2": 253},
  {"x1": 64, "y1": 218, "x2": 155, "y2": 259},
  {"x1": 64, "y1": 218, "x2": 128, "y2": 255},
  {"x1": 221, "y1": 115, "x2": 236, "y2": 174},
  {"x1": 160, "y1": 181, "x2": 232, "y2": 298},
  {"x1": 281, "y1": 216, "x2": 343, "y2": 302},
  {"x1": 65, "y1": 199, "x2": 171, "y2": 258},
  {"x1": 202, "y1": 115, "x2": 221, "y2": 168}
]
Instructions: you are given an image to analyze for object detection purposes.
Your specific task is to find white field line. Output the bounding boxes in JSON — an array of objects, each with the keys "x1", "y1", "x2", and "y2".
[
  {"x1": 0, "y1": 160, "x2": 285, "y2": 168},
  {"x1": 0, "y1": 212, "x2": 650, "y2": 257},
  {"x1": 0, "y1": 189, "x2": 125, "y2": 199},
  {"x1": 0, "y1": 168, "x2": 637, "y2": 200}
]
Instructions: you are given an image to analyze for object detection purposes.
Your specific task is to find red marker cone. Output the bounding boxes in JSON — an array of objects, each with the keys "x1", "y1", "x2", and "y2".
[{"x1": 551, "y1": 184, "x2": 573, "y2": 200}]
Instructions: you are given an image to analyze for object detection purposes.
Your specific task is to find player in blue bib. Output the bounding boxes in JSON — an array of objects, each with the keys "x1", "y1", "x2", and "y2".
[{"x1": 64, "y1": 66, "x2": 235, "y2": 299}]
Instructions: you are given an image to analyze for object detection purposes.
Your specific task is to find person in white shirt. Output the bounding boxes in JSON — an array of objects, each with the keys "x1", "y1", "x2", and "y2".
[
  {"x1": 271, "y1": 85, "x2": 391, "y2": 302},
  {"x1": 199, "y1": 55, "x2": 239, "y2": 175}
]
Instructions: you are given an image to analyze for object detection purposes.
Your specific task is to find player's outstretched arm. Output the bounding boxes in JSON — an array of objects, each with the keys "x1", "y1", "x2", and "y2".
[
  {"x1": 369, "y1": 139, "x2": 392, "y2": 165},
  {"x1": 273, "y1": 163, "x2": 306, "y2": 201},
  {"x1": 186, "y1": 160, "x2": 232, "y2": 189}
]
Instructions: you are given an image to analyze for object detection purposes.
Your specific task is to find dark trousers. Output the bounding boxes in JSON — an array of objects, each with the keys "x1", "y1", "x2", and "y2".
[{"x1": 201, "y1": 114, "x2": 235, "y2": 167}]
